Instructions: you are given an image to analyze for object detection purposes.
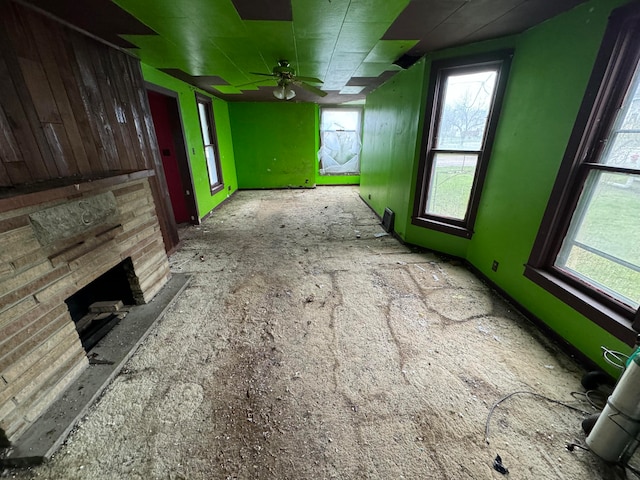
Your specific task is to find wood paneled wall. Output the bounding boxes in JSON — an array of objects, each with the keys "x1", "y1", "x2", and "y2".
[{"x1": 0, "y1": 0, "x2": 178, "y2": 251}]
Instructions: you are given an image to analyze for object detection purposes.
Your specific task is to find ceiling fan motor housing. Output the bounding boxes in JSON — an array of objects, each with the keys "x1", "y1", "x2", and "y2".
[{"x1": 273, "y1": 60, "x2": 295, "y2": 79}]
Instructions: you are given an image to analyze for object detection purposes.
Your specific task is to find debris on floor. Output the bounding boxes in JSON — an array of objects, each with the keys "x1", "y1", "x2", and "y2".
[{"x1": 7, "y1": 187, "x2": 624, "y2": 480}]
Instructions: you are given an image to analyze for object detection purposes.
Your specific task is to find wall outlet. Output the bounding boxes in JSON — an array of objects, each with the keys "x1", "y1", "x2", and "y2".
[{"x1": 492, "y1": 260, "x2": 499, "y2": 272}]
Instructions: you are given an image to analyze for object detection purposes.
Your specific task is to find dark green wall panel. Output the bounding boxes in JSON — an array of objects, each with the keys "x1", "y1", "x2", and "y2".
[
  {"x1": 360, "y1": 59, "x2": 425, "y2": 240},
  {"x1": 229, "y1": 102, "x2": 317, "y2": 189}
]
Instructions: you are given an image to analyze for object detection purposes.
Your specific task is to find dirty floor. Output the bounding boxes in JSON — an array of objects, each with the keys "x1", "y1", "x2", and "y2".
[{"x1": 5, "y1": 187, "x2": 629, "y2": 479}]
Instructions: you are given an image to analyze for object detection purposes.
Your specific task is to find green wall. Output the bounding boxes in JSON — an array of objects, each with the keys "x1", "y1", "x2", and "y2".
[
  {"x1": 228, "y1": 102, "x2": 317, "y2": 189},
  {"x1": 359, "y1": 0, "x2": 634, "y2": 373},
  {"x1": 141, "y1": 64, "x2": 238, "y2": 219},
  {"x1": 466, "y1": 0, "x2": 632, "y2": 372}
]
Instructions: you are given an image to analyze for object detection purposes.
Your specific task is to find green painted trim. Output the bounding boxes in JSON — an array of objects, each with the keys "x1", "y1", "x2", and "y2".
[{"x1": 316, "y1": 175, "x2": 360, "y2": 185}]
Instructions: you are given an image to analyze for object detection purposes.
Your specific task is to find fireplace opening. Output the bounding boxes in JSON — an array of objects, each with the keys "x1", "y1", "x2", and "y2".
[{"x1": 65, "y1": 258, "x2": 139, "y2": 351}]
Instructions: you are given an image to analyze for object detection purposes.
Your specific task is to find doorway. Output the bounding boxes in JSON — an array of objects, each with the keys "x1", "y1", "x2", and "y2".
[{"x1": 146, "y1": 87, "x2": 199, "y2": 224}]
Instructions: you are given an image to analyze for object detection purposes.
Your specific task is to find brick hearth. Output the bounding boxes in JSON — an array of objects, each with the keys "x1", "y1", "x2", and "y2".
[{"x1": 0, "y1": 171, "x2": 170, "y2": 445}]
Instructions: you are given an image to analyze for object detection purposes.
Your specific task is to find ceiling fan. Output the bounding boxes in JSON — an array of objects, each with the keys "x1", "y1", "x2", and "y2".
[{"x1": 241, "y1": 60, "x2": 327, "y2": 100}]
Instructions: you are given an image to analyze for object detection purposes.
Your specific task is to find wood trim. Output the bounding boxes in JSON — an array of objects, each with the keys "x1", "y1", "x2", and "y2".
[
  {"x1": 195, "y1": 92, "x2": 225, "y2": 195},
  {"x1": 145, "y1": 83, "x2": 201, "y2": 224},
  {"x1": 0, "y1": 170, "x2": 154, "y2": 213},
  {"x1": 524, "y1": 265, "x2": 637, "y2": 346},
  {"x1": 412, "y1": 50, "x2": 513, "y2": 238},
  {"x1": 528, "y1": 8, "x2": 640, "y2": 266},
  {"x1": 524, "y1": 2, "x2": 640, "y2": 340}
]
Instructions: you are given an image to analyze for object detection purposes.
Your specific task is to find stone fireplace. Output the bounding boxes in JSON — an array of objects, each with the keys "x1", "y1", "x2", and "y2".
[{"x1": 0, "y1": 172, "x2": 170, "y2": 446}]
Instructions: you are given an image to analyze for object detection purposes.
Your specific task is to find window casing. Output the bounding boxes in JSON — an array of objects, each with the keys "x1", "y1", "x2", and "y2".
[
  {"x1": 525, "y1": 3, "x2": 640, "y2": 344},
  {"x1": 196, "y1": 93, "x2": 223, "y2": 195},
  {"x1": 318, "y1": 107, "x2": 363, "y2": 176},
  {"x1": 413, "y1": 52, "x2": 512, "y2": 238}
]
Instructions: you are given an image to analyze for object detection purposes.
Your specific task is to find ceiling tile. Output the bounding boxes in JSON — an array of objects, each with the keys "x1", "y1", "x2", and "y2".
[
  {"x1": 120, "y1": 35, "x2": 186, "y2": 67},
  {"x1": 363, "y1": 40, "x2": 418, "y2": 64},
  {"x1": 354, "y1": 62, "x2": 401, "y2": 77},
  {"x1": 335, "y1": 22, "x2": 390, "y2": 53},
  {"x1": 26, "y1": 0, "x2": 155, "y2": 47},
  {"x1": 292, "y1": 0, "x2": 350, "y2": 39},
  {"x1": 339, "y1": 86, "x2": 365, "y2": 94},
  {"x1": 243, "y1": 21, "x2": 297, "y2": 69},
  {"x1": 212, "y1": 85, "x2": 245, "y2": 94},
  {"x1": 24, "y1": 0, "x2": 590, "y2": 104},
  {"x1": 210, "y1": 37, "x2": 271, "y2": 75},
  {"x1": 464, "y1": 0, "x2": 586, "y2": 43},
  {"x1": 383, "y1": 0, "x2": 466, "y2": 40},
  {"x1": 295, "y1": 38, "x2": 337, "y2": 65},
  {"x1": 344, "y1": 0, "x2": 410, "y2": 24},
  {"x1": 230, "y1": 0, "x2": 292, "y2": 21},
  {"x1": 295, "y1": 62, "x2": 330, "y2": 80},
  {"x1": 160, "y1": 69, "x2": 228, "y2": 94}
]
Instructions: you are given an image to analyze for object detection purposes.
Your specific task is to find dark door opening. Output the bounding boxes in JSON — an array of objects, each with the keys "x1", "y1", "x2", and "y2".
[{"x1": 147, "y1": 88, "x2": 199, "y2": 224}]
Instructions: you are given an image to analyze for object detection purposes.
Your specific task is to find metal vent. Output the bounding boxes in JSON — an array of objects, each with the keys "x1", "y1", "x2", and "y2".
[{"x1": 382, "y1": 208, "x2": 395, "y2": 233}]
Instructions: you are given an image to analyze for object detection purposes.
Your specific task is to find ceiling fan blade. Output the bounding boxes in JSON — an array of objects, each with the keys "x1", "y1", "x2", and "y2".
[
  {"x1": 295, "y1": 75, "x2": 323, "y2": 84},
  {"x1": 295, "y1": 81, "x2": 328, "y2": 97},
  {"x1": 249, "y1": 72, "x2": 277, "y2": 77}
]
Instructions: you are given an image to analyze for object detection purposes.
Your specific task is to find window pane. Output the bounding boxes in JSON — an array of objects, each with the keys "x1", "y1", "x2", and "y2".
[
  {"x1": 204, "y1": 145, "x2": 219, "y2": 186},
  {"x1": 321, "y1": 109, "x2": 359, "y2": 131},
  {"x1": 436, "y1": 70, "x2": 497, "y2": 151},
  {"x1": 425, "y1": 153, "x2": 478, "y2": 220},
  {"x1": 603, "y1": 132, "x2": 640, "y2": 169},
  {"x1": 556, "y1": 171, "x2": 640, "y2": 308},
  {"x1": 601, "y1": 60, "x2": 640, "y2": 169},
  {"x1": 198, "y1": 103, "x2": 211, "y2": 145},
  {"x1": 319, "y1": 108, "x2": 362, "y2": 175}
]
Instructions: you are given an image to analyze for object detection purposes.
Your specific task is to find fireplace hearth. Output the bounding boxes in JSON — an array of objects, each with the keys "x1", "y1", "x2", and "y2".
[{"x1": 0, "y1": 172, "x2": 171, "y2": 447}]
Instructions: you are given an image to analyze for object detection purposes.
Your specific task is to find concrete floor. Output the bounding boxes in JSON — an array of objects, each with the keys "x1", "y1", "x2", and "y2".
[{"x1": 5, "y1": 186, "x2": 628, "y2": 479}]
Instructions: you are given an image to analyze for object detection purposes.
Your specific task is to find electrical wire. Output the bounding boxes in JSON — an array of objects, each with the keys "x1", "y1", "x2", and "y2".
[
  {"x1": 570, "y1": 390, "x2": 608, "y2": 410},
  {"x1": 627, "y1": 463, "x2": 640, "y2": 479},
  {"x1": 601, "y1": 346, "x2": 629, "y2": 370},
  {"x1": 485, "y1": 391, "x2": 591, "y2": 444},
  {"x1": 566, "y1": 442, "x2": 590, "y2": 452}
]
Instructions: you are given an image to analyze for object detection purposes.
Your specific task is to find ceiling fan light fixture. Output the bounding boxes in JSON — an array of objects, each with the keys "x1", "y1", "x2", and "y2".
[{"x1": 273, "y1": 84, "x2": 296, "y2": 100}]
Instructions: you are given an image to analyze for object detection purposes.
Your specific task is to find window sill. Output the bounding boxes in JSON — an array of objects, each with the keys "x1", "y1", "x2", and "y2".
[
  {"x1": 523, "y1": 265, "x2": 637, "y2": 346},
  {"x1": 210, "y1": 184, "x2": 224, "y2": 196},
  {"x1": 411, "y1": 216, "x2": 473, "y2": 239}
]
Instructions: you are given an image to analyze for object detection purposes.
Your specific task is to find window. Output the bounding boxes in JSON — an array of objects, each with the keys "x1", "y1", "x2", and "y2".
[
  {"x1": 525, "y1": 3, "x2": 640, "y2": 342},
  {"x1": 413, "y1": 52, "x2": 512, "y2": 238},
  {"x1": 318, "y1": 107, "x2": 362, "y2": 176},
  {"x1": 196, "y1": 93, "x2": 223, "y2": 194}
]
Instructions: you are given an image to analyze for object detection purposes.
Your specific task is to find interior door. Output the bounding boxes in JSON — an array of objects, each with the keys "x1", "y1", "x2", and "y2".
[{"x1": 147, "y1": 89, "x2": 198, "y2": 224}]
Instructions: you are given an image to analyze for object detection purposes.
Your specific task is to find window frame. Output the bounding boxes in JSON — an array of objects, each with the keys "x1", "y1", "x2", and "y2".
[
  {"x1": 412, "y1": 51, "x2": 513, "y2": 238},
  {"x1": 524, "y1": 3, "x2": 640, "y2": 344},
  {"x1": 195, "y1": 93, "x2": 224, "y2": 195},
  {"x1": 318, "y1": 106, "x2": 363, "y2": 176}
]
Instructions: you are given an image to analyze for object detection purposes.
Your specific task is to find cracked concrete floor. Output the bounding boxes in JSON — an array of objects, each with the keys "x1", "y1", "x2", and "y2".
[{"x1": 6, "y1": 186, "x2": 624, "y2": 479}]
